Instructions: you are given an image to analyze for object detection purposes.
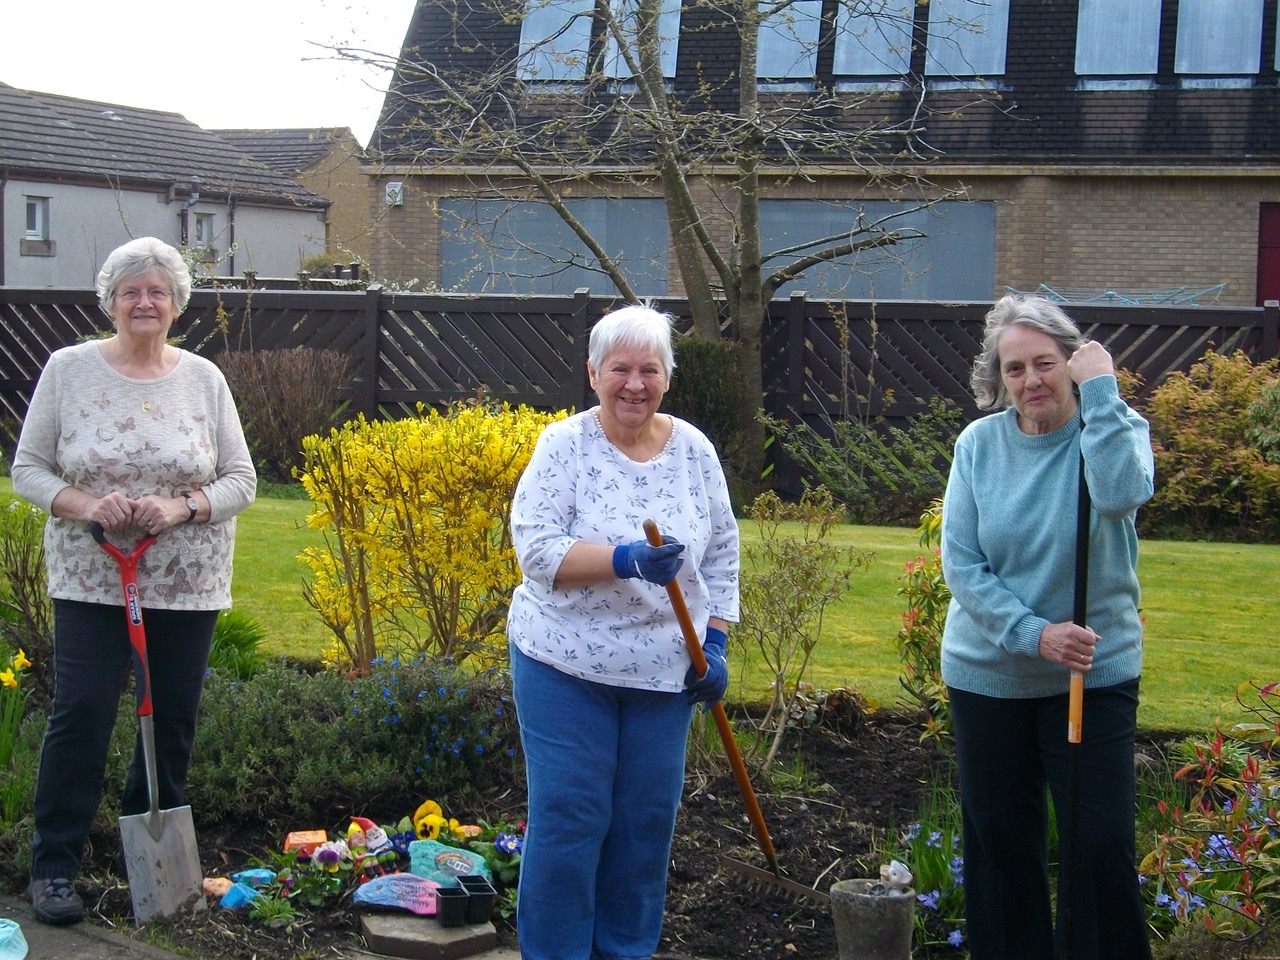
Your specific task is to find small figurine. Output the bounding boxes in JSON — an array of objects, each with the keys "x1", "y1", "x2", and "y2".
[
  {"x1": 867, "y1": 859, "x2": 914, "y2": 896},
  {"x1": 348, "y1": 816, "x2": 398, "y2": 884}
]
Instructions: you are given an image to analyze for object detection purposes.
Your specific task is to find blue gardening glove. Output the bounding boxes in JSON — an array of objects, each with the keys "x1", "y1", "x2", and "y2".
[
  {"x1": 612, "y1": 537, "x2": 685, "y2": 586},
  {"x1": 685, "y1": 626, "x2": 729, "y2": 708}
]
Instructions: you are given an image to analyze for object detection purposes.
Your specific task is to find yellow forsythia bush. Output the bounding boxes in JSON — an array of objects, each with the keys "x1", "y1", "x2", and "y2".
[{"x1": 298, "y1": 401, "x2": 566, "y2": 672}]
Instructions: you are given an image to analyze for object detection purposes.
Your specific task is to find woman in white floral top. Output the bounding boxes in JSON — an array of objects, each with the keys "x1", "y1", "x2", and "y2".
[
  {"x1": 13, "y1": 236, "x2": 255, "y2": 925},
  {"x1": 507, "y1": 304, "x2": 739, "y2": 960}
]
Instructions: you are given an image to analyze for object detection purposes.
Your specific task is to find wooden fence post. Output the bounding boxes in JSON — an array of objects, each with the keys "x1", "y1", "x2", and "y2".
[
  {"x1": 352, "y1": 284, "x2": 382, "y2": 420},
  {"x1": 786, "y1": 291, "x2": 808, "y2": 412},
  {"x1": 571, "y1": 287, "x2": 591, "y2": 410}
]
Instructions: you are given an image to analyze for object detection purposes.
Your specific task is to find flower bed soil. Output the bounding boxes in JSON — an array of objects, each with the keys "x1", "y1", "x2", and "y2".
[{"x1": 6, "y1": 707, "x2": 942, "y2": 959}]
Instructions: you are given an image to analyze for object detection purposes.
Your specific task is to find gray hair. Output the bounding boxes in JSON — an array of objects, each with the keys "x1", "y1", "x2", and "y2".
[
  {"x1": 96, "y1": 237, "x2": 193, "y2": 316},
  {"x1": 588, "y1": 303, "x2": 677, "y2": 379},
  {"x1": 971, "y1": 295, "x2": 1085, "y2": 410}
]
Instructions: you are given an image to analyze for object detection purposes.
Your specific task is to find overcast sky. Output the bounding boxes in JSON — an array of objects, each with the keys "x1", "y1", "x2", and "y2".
[{"x1": 0, "y1": 0, "x2": 414, "y2": 146}]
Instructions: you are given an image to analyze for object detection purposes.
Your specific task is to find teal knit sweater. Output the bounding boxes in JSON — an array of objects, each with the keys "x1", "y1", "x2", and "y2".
[{"x1": 940, "y1": 375, "x2": 1155, "y2": 699}]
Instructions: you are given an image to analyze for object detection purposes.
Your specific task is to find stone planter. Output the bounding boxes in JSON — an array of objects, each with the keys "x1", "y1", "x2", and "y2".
[{"x1": 829, "y1": 879, "x2": 915, "y2": 960}]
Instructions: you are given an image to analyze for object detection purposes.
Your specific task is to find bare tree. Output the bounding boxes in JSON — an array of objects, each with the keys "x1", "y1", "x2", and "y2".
[{"x1": 344, "y1": 0, "x2": 987, "y2": 481}]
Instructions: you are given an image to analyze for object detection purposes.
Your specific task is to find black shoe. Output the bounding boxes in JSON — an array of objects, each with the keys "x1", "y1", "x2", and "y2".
[{"x1": 28, "y1": 877, "x2": 84, "y2": 925}]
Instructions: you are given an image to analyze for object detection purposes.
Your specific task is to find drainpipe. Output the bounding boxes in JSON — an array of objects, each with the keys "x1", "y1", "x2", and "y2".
[
  {"x1": 0, "y1": 170, "x2": 7, "y2": 286},
  {"x1": 228, "y1": 196, "x2": 237, "y2": 276},
  {"x1": 180, "y1": 176, "x2": 201, "y2": 245}
]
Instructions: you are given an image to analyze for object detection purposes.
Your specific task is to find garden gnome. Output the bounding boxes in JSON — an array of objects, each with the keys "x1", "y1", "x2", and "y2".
[{"x1": 348, "y1": 817, "x2": 396, "y2": 883}]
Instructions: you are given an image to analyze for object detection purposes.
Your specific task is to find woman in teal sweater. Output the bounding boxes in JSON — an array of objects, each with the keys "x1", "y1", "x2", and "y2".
[{"x1": 941, "y1": 295, "x2": 1154, "y2": 960}]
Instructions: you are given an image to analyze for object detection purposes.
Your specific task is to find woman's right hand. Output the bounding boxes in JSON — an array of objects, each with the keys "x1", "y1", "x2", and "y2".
[
  {"x1": 1038, "y1": 621, "x2": 1099, "y2": 671},
  {"x1": 87, "y1": 491, "x2": 138, "y2": 530}
]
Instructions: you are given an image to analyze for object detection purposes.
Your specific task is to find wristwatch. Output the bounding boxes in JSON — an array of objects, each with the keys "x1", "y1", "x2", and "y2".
[{"x1": 181, "y1": 491, "x2": 199, "y2": 523}]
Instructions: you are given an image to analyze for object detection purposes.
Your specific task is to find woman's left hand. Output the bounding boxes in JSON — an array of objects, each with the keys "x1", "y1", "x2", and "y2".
[
  {"x1": 1038, "y1": 620, "x2": 1099, "y2": 671},
  {"x1": 131, "y1": 494, "x2": 181, "y2": 535},
  {"x1": 1068, "y1": 340, "x2": 1115, "y2": 385}
]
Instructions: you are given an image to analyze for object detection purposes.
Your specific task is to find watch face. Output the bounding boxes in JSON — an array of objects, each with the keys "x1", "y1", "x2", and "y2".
[{"x1": 186, "y1": 496, "x2": 199, "y2": 512}]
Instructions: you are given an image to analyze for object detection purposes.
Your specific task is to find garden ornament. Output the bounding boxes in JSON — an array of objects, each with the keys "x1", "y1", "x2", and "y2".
[{"x1": 867, "y1": 860, "x2": 914, "y2": 896}]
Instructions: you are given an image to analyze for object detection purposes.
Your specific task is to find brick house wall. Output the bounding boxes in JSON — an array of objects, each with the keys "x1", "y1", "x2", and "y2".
[{"x1": 369, "y1": 0, "x2": 1280, "y2": 305}]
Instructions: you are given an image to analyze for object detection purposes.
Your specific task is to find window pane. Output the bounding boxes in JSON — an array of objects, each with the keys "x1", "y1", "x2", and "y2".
[
  {"x1": 518, "y1": 0, "x2": 595, "y2": 81},
  {"x1": 757, "y1": 0, "x2": 822, "y2": 80},
  {"x1": 759, "y1": 199, "x2": 996, "y2": 300},
  {"x1": 1075, "y1": 0, "x2": 1160, "y2": 75},
  {"x1": 604, "y1": 0, "x2": 681, "y2": 79},
  {"x1": 24, "y1": 197, "x2": 47, "y2": 240},
  {"x1": 924, "y1": 0, "x2": 1009, "y2": 77},
  {"x1": 833, "y1": 0, "x2": 915, "y2": 76},
  {"x1": 440, "y1": 198, "x2": 668, "y2": 295},
  {"x1": 1175, "y1": 0, "x2": 1262, "y2": 74}
]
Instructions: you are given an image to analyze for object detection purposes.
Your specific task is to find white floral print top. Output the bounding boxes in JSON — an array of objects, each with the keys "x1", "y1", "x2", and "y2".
[{"x1": 507, "y1": 409, "x2": 739, "y2": 692}]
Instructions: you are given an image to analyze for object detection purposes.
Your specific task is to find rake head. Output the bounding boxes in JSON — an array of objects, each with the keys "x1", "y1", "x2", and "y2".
[{"x1": 719, "y1": 855, "x2": 831, "y2": 906}]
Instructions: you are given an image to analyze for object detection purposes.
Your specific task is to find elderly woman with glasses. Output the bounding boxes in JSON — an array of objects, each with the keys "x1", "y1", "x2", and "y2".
[{"x1": 13, "y1": 236, "x2": 256, "y2": 925}]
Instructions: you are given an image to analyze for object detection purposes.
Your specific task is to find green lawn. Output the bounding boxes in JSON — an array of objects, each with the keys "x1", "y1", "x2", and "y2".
[
  {"x1": 5, "y1": 481, "x2": 1277, "y2": 734},
  {"x1": 230, "y1": 497, "x2": 1280, "y2": 734}
]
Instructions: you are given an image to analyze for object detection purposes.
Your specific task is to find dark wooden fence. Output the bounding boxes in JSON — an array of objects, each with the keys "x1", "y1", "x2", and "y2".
[{"x1": 1, "y1": 285, "x2": 1276, "y2": 461}]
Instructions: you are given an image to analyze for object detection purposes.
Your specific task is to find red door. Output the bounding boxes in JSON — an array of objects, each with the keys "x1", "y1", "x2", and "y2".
[{"x1": 1258, "y1": 204, "x2": 1280, "y2": 305}]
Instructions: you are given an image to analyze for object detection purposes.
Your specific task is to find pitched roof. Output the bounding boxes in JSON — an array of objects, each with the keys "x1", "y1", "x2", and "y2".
[
  {"x1": 0, "y1": 81, "x2": 327, "y2": 207},
  {"x1": 374, "y1": 0, "x2": 1280, "y2": 165},
  {"x1": 213, "y1": 127, "x2": 361, "y2": 174}
]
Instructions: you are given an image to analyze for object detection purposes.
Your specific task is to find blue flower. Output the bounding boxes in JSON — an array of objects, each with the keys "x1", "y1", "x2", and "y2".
[
  {"x1": 917, "y1": 889, "x2": 941, "y2": 911},
  {"x1": 496, "y1": 833, "x2": 523, "y2": 855},
  {"x1": 948, "y1": 929, "x2": 965, "y2": 947}
]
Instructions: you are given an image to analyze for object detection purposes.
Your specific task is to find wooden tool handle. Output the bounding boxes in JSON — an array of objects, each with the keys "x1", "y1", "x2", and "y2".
[
  {"x1": 1067, "y1": 670, "x2": 1084, "y2": 744},
  {"x1": 643, "y1": 519, "x2": 781, "y2": 876}
]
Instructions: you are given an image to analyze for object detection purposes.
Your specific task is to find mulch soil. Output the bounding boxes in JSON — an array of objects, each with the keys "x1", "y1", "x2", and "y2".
[{"x1": 4, "y1": 707, "x2": 950, "y2": 959}]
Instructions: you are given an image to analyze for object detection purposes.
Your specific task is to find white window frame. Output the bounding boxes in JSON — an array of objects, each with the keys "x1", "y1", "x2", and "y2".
[
  {"x1": 25, "y1": 196, "x2": 50, "y2": 241},
  {"x1": 923, "y1": 0, "x2": 1010, "y2": 81},
  {"x1": 1075, "y1": 0, "x2": 1161, "y2": 77},
  {"x1": 832, "y1": 0, "x2": 915, "y2": 79},
  {"x1": 603, "y1": 0, "x2": 681, "y2": 80},
  {"x1": 1174, "y1": 0, "x2": 1263, "y2": 77},
  {"x1": 517, "y1": 0, "x2": 595, "y2": 82},
  {"x1": 756, "y1": 0, "x2": 823, "y2": 85}
]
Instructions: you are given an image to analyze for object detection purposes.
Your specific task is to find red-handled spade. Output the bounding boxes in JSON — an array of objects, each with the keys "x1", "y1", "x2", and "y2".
[{"x1": 90, "y1": 522, "x2": 207, "y2": 924}]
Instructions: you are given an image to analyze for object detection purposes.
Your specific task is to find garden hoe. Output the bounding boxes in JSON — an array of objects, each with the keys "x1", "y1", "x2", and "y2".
[
  {"x1": 643, "y1": 520, "x2": 829, "y2": 907},
  {"x1": 91, "y1": 523, "x2": 207, "y2": 925}
]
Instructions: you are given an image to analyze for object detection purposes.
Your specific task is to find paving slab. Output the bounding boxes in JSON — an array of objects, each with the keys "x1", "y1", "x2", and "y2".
[
  {"x1": 0, "y1": 894, "x2": 183, "y2": 960},
  {"x1": 359, "y1": 911, "x2": 519, "y2": 960}
]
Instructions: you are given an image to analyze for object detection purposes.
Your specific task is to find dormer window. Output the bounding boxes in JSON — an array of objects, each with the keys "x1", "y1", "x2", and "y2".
[
  {"x1": 833, "y1": 0, "x2": 913, "y2": 90},
  {"x1": 1075, "y1": 0, "x2": 1160, "y2": 86},
  {"x1": 924, "y1": 0, "x2": 1010, "y2": 87},
  {"x1": 602, "y1": 0, "x2": 681, "y2": 82},
  {"x1": 1175, "y1": 0, "x2": 1263, "y2": 87},
  {"x1": 517, "y1": 0, "x2": 594, "y2": 82},
  {"x1": 756, "y1": 0, "x2": 822, "y2": 90}
]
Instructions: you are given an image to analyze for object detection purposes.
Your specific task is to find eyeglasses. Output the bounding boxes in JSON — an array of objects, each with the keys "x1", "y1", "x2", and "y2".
[{"x1": 117, "y1": 287, "x2": 173, "y2": 304}]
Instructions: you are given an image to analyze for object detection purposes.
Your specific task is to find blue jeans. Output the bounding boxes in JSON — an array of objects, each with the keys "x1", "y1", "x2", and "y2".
[
  {"x1": 510, "y1": 645, "x2": 694, "y2": 960},
  {"x1": 949, "y1": 680, "x2": 1152, "y2": 960},
  {"x1": 30, "y1": 600, "x2": 218, "y2": 880}
]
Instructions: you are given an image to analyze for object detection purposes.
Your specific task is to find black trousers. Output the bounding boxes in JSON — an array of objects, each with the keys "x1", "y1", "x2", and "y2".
[
  {"x1": 949, "y1": 681, "x2": 1152, "y2": 960},
  {"x1": 30, "y1": 599, "x2": 217, "y2": 880}
]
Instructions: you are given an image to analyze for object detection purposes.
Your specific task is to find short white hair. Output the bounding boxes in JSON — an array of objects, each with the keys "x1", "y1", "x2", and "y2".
[
  {"x1": 96, "y1": 237, "x2": 193, "y2": 315},
  {"x1": 588, "y1": 304, "x2": 677, "y2": 378}
]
